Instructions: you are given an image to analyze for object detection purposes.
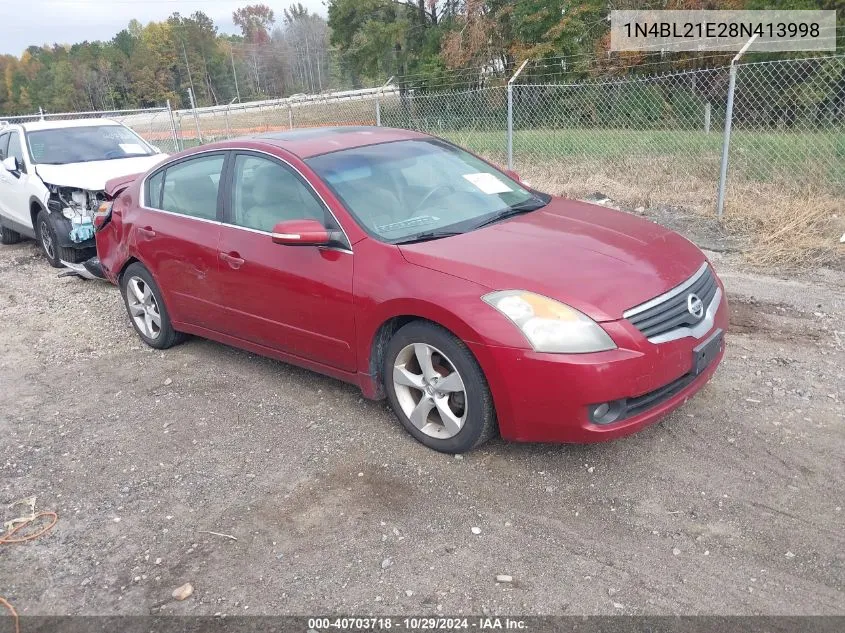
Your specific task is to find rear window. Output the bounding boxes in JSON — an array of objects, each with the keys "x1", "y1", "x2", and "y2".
[
  {"x1": 157, "y1": 154, "x2": 225, "y2": 220},
  {"x1": 146, "y1": 171, "x2": 164, "y2": 209}
]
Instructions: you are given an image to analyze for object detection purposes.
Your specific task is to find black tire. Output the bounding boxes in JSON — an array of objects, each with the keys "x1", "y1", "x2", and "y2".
[
  {"x1": 384, "y1": 321, "x2": 497, "y2": 453},
  {"x1": 0, "y1": 221, "x2": 22, "y2": 245},
  {"x1": 35, "y1": 209, "x2": 92, "y2": 267},
  {"x1": 119, "y1": 262, "x2": 184, "y2": 350}
]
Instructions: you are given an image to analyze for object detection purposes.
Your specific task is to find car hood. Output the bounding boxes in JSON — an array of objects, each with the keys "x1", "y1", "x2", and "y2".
[
  {"x1": 35, "y1": 155, "x2": 167, "y2": 191},
  {"x1": 398, "y1": 198, "x2": 706, "y2": 322}
]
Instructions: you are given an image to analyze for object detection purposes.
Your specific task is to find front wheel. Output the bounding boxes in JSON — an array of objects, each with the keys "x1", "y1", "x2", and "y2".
[
  {"x1": 119, "y1": 262, "x2": 184, "y2": 349},
  {"x1": 35, "y1": 210, "x2": 92, "y2": 267},
  {"x1": 384, "y1": 321, "x2": 497, "y2": 453}
]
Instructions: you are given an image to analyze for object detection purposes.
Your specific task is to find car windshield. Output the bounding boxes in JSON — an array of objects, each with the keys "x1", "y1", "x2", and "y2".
[
  {"x1": 26, "y1": 125, "x2": 155, "y2": 165},
  {"x1": 306, "y1": 140, "x2": 547, "y2": 243}
]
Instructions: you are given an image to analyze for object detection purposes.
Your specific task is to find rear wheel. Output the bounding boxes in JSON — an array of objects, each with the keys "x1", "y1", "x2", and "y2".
[
  {"x1": 35, "y1": 210, "x2": 91, "y2": 267},
  {"x1": 0, "y1": 222, "x2": 22, "y2": 245},
  {"x1": 384, "y1": 321, "x2": 497, "y2": 453},
  {"x1": 120, "y1": 262, "x2": 184, "y2": 349}
]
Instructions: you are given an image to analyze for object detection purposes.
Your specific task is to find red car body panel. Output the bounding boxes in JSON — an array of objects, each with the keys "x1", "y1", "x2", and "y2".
[
  {"x1": 399, "y1": 198, "x2": 704, "y2": 322},
  {"x1": 216, "y1": 223, "x2": 356, "y2": 371},
  {"x1": 97, "y1": 129, "x2": 728, "y2": 443}
]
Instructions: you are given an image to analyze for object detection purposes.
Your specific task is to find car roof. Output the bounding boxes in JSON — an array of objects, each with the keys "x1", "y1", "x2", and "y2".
[
  {"x1": 247, "y1": 126, "x2": 432, "y2": 159},
  {"x1": 19, "y1": 118, "x2": 123, "y2": 132}
]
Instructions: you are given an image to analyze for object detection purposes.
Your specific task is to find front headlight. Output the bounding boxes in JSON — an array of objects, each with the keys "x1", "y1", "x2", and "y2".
[{"x1": 482, "y1": 290, "x2": 616, "y2": 354}]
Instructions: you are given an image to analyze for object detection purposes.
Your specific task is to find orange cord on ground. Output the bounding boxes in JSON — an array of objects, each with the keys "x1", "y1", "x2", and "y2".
[
  {"x1": 0, "y1": 596, "x2": 19, "y2": 633},
  {"x1": 1, "y1": 511, "x2": 58, "y2": 633},
  {"x1": 0, "y1": 512, "x2": 58, "y2": 545}
]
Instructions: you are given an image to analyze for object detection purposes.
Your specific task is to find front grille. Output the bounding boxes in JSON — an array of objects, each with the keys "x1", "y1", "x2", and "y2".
[{"x1": 624, "y1": 264, "x2": 717, "y2": 341}]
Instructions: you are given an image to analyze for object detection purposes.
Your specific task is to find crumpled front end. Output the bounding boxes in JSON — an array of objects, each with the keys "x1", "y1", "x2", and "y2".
[{"x1": 46, "y1": 185, "x2": 107, "y2": 246}]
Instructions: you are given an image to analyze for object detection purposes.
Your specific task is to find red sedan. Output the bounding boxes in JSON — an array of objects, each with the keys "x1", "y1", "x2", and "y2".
[{"x1": 94, "y1": 127, "x2": 727, "y2": 453}]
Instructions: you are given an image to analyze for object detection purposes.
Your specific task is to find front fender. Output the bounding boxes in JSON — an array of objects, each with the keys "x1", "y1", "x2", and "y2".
[{"x1": 352, "y1": 239, "x2": 531, "y2": 398}]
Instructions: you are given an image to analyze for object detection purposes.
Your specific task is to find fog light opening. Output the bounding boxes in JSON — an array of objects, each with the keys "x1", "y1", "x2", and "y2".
[{"x1": 589, "y1": 400, "x2": 626, "y2": 425}]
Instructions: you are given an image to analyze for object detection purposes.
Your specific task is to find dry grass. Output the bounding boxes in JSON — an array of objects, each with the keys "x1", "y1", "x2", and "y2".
[
  {"x1": 513, "y1": 156, "x2": 844, "y2": 271},
  {"x1": 724, "y1": 186, "x2": 845, "y2": 269}
]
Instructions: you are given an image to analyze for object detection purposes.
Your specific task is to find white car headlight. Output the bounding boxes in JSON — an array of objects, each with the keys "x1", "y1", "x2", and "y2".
[{"x1": 482, "y1": 290, "x2": 616, "y2": 354}]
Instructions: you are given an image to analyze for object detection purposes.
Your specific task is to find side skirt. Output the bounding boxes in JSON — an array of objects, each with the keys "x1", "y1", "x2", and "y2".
[{"x1": 172, "y1": 321, "x2": 365, "y2": 390}]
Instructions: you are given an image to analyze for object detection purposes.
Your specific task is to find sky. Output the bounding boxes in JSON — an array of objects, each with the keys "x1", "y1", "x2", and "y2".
[{"x1": 0, "y1": 0, "x2": 327, "y2": 56}]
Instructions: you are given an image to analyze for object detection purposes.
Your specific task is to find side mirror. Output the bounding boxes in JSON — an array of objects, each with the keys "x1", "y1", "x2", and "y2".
[
  {"x1": 2, "y1": 156, "x2": 20, "y2": 175},
  {"x1": 504, "y1": 169, "x2": 521, "y2": 183},
  {"x1": 272, "y1": 219, "x2": 337, "y2": 246}
]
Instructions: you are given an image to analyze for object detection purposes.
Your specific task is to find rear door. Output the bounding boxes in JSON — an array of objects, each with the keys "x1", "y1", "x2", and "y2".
[
  {"x1": 132, "y1": 151, "x2": 227, "y2": 330},
  {"x1": 215, "y1": 151, "x2": 356, "y2": 372}
]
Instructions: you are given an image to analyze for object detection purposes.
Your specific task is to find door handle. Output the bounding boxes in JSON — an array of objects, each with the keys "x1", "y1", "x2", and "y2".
[
  {"x1": 220, "y1": 252, "x2": 245, "y2": 269},
  {"x1": 137, "y1": 226, "x2": 156, "y2": 239}
]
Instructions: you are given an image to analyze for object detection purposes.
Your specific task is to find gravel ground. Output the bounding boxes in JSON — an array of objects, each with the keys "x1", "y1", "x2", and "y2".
[{"x1": 0, "y1": 227, "x2": 843, "y2": 617}]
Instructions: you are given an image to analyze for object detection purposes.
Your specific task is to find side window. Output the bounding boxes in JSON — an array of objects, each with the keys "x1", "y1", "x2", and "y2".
[
  {"x1": 160, "y1": 154, "x2": 225, "y2": 220},
  {"x1": 0, "y1": 133, "x2": 8, "y2": 161},
  {"x1": 231, "y1": 154, "x2": 326, "y2": 233},
  {"x1": 7, "y1": 132, "x2": 26, "y2": 172},
  {"x1": 146, "y1": 171, "x2": 164, "y2": 209}
]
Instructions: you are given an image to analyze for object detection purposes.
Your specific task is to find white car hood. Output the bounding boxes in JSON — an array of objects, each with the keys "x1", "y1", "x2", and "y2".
[{"x1": 35, "y1": 155, "x2": 168, "y2": 191}]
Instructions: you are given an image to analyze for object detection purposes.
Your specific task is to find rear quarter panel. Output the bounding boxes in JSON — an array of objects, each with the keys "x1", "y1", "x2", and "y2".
[{"x1": 95, "y1": 179, "x2": 140, "y2": 284}]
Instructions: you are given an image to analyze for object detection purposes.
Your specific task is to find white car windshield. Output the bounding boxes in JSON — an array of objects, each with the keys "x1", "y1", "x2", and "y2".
[
  {"x1": 26, "y1": 125, "x2": 155, "y2": 165},
  {"x1": 306, "y1": 140, "x2": 548, "y2": 243}
]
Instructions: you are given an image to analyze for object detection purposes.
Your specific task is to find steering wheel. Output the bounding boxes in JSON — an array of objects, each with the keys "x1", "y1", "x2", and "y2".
[
  {"x1": 104, "y1": 149, "x2": 123, "y2": 159},
  {"x1": 415, "y1": 184, "x2": 455, "y2": 211}
]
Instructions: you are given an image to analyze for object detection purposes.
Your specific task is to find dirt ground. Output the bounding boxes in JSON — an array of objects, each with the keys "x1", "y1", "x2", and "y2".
[{"x1": 0, "y1": 218, "x2": 843, "y2": 617}]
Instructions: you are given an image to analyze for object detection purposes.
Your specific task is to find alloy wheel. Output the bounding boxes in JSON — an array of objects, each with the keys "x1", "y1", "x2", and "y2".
[
  {"x1": 40, "y1": 220, "x2": 55, "y2": 260},
  {"x1": 392, "y1": 342, "x2": 467, "y2": 439},
  {"x1": 126, "y1": 276, "x2": 162, "y2": 340}
]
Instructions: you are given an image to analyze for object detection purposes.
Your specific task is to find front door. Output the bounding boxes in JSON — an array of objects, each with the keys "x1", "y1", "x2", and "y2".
[
  {"x1": 215, "y1": 152, "x2": 356, "y2": 372},
  {"x1": 0, "y1": 131, "x2": 37, "y2": 229}
]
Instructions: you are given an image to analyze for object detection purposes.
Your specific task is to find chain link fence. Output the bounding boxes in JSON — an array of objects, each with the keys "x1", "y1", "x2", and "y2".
[
  {"x1": 168, "y1": 88, "x2": 398, "y2": 149},
  {"x1": 4, "y1": 55, "x2": 843, "y2": 263},
  {"x1": 511, "y1": 66, "x2": 733, "y2": 214}
]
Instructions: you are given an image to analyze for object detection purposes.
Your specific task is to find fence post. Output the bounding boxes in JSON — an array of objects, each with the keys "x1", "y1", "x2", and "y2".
[
  {"x1": 375, "y1": 76, "x2": 392, "y2": 127},
  {"x1": 288, "y1": 103, "x2": 293, "y2": 130},
  {"x1": 507, "y1": 60, "x2": 529, "y2": 170},
  {"x1": 716, "y1": 35, "x2": 756, "y2": 218},
  {"x1": 704, "y1": 102, "x2": 711, "y2": 134},
  {"x1": 166, "y1": 100, "x2": 180, "y2": 152},
  {"x1": 187, "y1": 87, "x2": 203, "y2": 145}
]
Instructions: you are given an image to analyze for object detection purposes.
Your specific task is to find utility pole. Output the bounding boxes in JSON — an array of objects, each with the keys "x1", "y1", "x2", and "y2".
[
  {"x1": 181, "y1": 39, "x2": 198, "y2": 107},
  {"x1": 230, "y1": 43, "x2": 241, "y2": 103}
]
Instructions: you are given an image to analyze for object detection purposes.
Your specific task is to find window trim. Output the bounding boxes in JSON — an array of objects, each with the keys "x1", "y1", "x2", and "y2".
[
  {"x1": 0, "y1": 133, "x2": 9, "y2": 161},
  {"x1": 142, "y1": 150, "x2": 229, "y2": 223},
  {"x1": 141, "y1": 146, "x2": 352, "y2": 252}
]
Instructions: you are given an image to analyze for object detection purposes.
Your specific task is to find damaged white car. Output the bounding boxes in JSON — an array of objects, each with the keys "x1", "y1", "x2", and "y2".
[{"x1": 0, "y1": 118, "x2": 166, "y2": 268}]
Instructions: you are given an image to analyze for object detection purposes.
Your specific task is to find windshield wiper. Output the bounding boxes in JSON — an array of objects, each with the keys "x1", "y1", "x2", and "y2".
[
  {"x1": 394, "y1": 230, "x2": 465, "y2": 245},
  {"x1": 473, "y1": 197, "x2": 549, "y2": 230}
]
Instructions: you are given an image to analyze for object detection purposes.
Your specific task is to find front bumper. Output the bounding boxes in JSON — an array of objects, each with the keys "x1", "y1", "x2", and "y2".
[
  {"x1": 47, "y1": 212, "x2": 95, "y2": 250},
  {"x1": 469, "y1": 292, "x2": 729, "y2": 443}
]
